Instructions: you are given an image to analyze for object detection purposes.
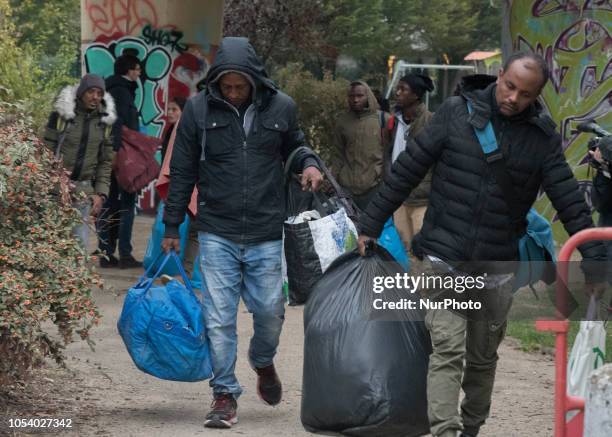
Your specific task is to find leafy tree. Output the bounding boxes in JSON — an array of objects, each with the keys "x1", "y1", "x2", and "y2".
[
  {"x1": 0, "y1": 0, "x2": 40, "y2": 102},
  {"x1": 274, "y1": 63, "x2": 349, "y2": 164},
  {"x1": 471, "y1": 0, "x2": 503, "y2": 51},
  {"x1": 10, "y1": 0, "x2": 81, "y2": 81},
  {"x1": 0, "y1": 0, "x2": 80, "y2": 129},
  {"x1": 224, "y1": 0, "x2": 502, "y2": 81},
  {"x1": 223, "y1": 0, "x2": 330, "y2": 66}
]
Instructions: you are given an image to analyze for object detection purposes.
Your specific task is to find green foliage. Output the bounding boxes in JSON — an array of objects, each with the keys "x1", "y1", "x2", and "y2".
[
  {"x1": 0, "y1": 102, "x2": 102, "y2": 385},
  {"x1": 10, "y1": 0, "x2": 80, "y2": 57},
  {"x1": 0, "y1": 1, "x2": 40, "y2": 101},
  {"x1": 0, "y1": 0, "x2": 80, "y2": 130},
  {"x1": 412, "y1": 0, "x2": 479, "y2": 63},
  {"x1": 226, "y1": 0, "x2": 502, "y2": 83},
  {"x1": 324, "y1": 0, "x2": 389, "y2": 59},
  {"x1": 274, "y1": 64, "x2": 349, "y2": 165},
  {"x1": 471, "y1": 0, "x2": 503, "y2": 51}
]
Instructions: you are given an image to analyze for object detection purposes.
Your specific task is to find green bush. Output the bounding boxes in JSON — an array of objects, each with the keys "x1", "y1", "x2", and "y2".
[
  {"x1": 274, "y1": 64, "x2": 350, "y2": 166},
  {"x1": 0, "y1": 0, "x2": 79, "y2": 131},
  {"x1": 0, "y1": 102, "x2": 102, "y2": 385}
]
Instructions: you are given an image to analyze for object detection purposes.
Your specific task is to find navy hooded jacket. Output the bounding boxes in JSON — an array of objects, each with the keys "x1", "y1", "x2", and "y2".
[{"x1": 163, "y1": 37, "x2": 317, "y2": 243}]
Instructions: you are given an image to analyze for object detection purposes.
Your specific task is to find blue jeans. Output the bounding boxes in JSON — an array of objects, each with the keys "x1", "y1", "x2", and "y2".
[
  {"x1": 97, "y1": 174, "x2": 136, "y2": 257},
  {"x1": 199, "y1": 232, "x2": 285, "y2": 398}
]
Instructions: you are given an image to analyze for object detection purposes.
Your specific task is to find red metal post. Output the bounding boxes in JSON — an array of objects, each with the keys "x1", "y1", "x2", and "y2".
[{"x1": 535, "y1": 227, "x2": 612, "y2": 437}]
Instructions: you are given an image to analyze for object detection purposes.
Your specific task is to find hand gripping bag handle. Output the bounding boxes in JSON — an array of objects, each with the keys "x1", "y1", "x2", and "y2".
[
  {"x1": 285, "y1": 146, "x2": 350, "y2": 200},
  {"x1": 137, "y1": 250, "x2": 195, "y2": 296}
]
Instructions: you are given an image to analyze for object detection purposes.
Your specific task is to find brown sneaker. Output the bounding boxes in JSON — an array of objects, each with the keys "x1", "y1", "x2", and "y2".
[
  {"x1": 255, "y1": 363, "x2": 282, "y2": 406},
  {"x1": 204, "y1": 393, "x2": 238, "y2": 429}
]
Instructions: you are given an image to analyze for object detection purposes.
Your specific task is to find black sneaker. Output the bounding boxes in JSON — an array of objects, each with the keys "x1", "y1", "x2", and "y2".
[
  {"x1": 99, "y1": 254, "x2": 119, "y2": 268},
  {"x1": 255, "y1": 363, "x2": 282, "y2": 406},
  {"x1": 204, "y1": 393, "x2": 238, "y2": 429},
  {"x1": 119, "y1": 255, "x2": 143, "y2": 269}
]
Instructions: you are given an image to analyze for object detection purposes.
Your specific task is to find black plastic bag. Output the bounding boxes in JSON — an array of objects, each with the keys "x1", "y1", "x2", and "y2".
[
  {"x1": 283, "y1": 147, "x2": 362, "y2": 306},
  {"x1": 302, "y1": 245, "x2": 431, "y2": 437},
  {"x1": 283, "y1": 216, "x2": 324, "y2": 305}
]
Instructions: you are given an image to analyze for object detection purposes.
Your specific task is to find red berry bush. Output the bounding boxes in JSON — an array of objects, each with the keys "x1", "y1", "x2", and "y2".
[{"x1": 0, "y1": 103, "x2": 102, "y2": 385}]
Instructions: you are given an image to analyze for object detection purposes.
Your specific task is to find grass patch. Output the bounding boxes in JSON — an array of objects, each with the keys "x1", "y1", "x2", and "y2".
[{"x1": 507, "y1": 320, "x2": 611, "y2": 363}]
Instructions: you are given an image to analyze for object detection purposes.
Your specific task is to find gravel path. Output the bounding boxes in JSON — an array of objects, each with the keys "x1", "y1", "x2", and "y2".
[{"x1": 1, "y1": 216, "x2": 556, "y2": 437}]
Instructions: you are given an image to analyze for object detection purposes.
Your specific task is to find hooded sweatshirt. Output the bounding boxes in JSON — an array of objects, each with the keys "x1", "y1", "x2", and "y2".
[{"x1": 332, "y1": 81, "x2": 387, "y2": 195}]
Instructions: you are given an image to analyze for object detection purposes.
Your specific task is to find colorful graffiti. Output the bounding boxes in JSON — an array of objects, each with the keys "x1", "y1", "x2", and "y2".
[
  {"x1": 87, "y1": 0, "x2": 160, "y2": 36},
  {"x1": 82, "y1": 0, "x2": 223, "y2": 211},
  {"x1": 508, "y1": 0, "x2": 612, "y2": 241},
  {"x1": 84, "y1": 36, "x2": 209, "y2": 137}
]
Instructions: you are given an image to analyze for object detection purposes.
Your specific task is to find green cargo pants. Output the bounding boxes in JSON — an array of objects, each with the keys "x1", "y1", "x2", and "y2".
[{"x1": 414, "y1": 258, "x2": 513, "y2": 437}]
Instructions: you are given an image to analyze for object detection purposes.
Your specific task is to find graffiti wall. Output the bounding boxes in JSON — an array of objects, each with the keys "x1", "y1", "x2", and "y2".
[
  {"x1": 506, "y1": 0, "x2": 611, "y2": 241},
  {"x1": 81, "y1": 0, "x2": 224, "y2": 210}
]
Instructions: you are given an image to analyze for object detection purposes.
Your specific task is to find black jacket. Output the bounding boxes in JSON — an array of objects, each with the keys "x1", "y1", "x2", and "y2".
[
  {"x1": 360, "y1": 77, "x2": 606, "y2": 280},
  {"x1": 163, "y1": 37, "x2": 318, "y2": 244},
  {"x1": 105, "y1": 75, "x2": 139, "y2": 150},
  {"x1": 593, "y1": 171, "x2": 612, "y2": 214}
]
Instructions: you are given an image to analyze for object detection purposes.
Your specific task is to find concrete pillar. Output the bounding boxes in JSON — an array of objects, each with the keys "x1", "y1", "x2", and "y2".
[{"x1": 584, "y1": 363, "x2": 612, "y2": 437}]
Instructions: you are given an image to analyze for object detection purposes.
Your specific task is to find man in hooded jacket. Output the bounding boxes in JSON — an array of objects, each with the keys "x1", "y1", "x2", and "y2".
[
  {"x1": 331, "y1": 80, "x2": 388, "y2": 210},
  {"x1": 162, "y1": 37, "x2": 323, "y2": 429}
]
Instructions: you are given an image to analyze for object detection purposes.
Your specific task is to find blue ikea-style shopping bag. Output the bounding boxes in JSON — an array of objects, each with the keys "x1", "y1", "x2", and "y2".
[
  {"x1": 378, "y1": 218, "x2": 410, "y2": 271},
  {"x1": 117, "y1": 251, "x2": 213, "y2": 382},
  {"x1": 143, "y1": 201, "x2": 190, "y2": 277}
]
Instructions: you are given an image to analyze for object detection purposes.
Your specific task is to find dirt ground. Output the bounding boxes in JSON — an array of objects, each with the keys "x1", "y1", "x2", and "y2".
[{"x1": 1, "y1": 215, "x2": 556, "y2": 437}]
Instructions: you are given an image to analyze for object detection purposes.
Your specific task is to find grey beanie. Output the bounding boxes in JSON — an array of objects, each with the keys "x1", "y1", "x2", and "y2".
[{"x1": 76, "y1": 74, "x2": 106, "y2": 98}]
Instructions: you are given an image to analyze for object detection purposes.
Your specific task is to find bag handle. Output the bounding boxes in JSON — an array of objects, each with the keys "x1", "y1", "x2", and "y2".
[
  {"x1": 284, "y1": 146, "x2": 313, "y2": 178},
  {"x1": 284, "y1": 146, "x2": 350, "y2": 199},
  {"x1": 138, "y1": 250, "x2": 195, "y2": 295},
  {"x1": 286, "y1": 172, "x2": 335, "y2": 217}
]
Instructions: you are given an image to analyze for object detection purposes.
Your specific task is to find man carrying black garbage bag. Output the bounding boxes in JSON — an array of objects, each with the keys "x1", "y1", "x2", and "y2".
[
  {"x1": 161, "y1": 37, "x2": 323, "y2": 429},
  {"x1": 357, "y1": 52, "x2": 607, "y2": 437}
]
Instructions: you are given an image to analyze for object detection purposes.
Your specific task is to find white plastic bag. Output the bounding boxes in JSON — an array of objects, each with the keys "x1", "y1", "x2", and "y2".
[
  {"x1": 567, "y1": 298, "x2": 607, "y2": 398},
  {"x1": 282, "y1": 207, "x2": 357, "y2": 305}
]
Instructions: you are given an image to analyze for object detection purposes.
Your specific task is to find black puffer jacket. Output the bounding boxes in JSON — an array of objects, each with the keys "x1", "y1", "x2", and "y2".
[
  {"x1": 163, "y1": 37, "x2": 317, "y2": 243},
  {"x1": 360, "y1": 77, "x2": 606, "y2": 279},
  {"x1": 105, "y1": 74, "x2": 139, "y2": 150}
]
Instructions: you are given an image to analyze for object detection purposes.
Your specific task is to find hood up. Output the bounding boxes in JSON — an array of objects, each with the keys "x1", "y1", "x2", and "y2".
[
  {"x1": 349, "y1": 80, "x2": 380, "y2": 115},
  {"x1": 204, "y1": 37, "x2": 278, "y2": 105}
]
